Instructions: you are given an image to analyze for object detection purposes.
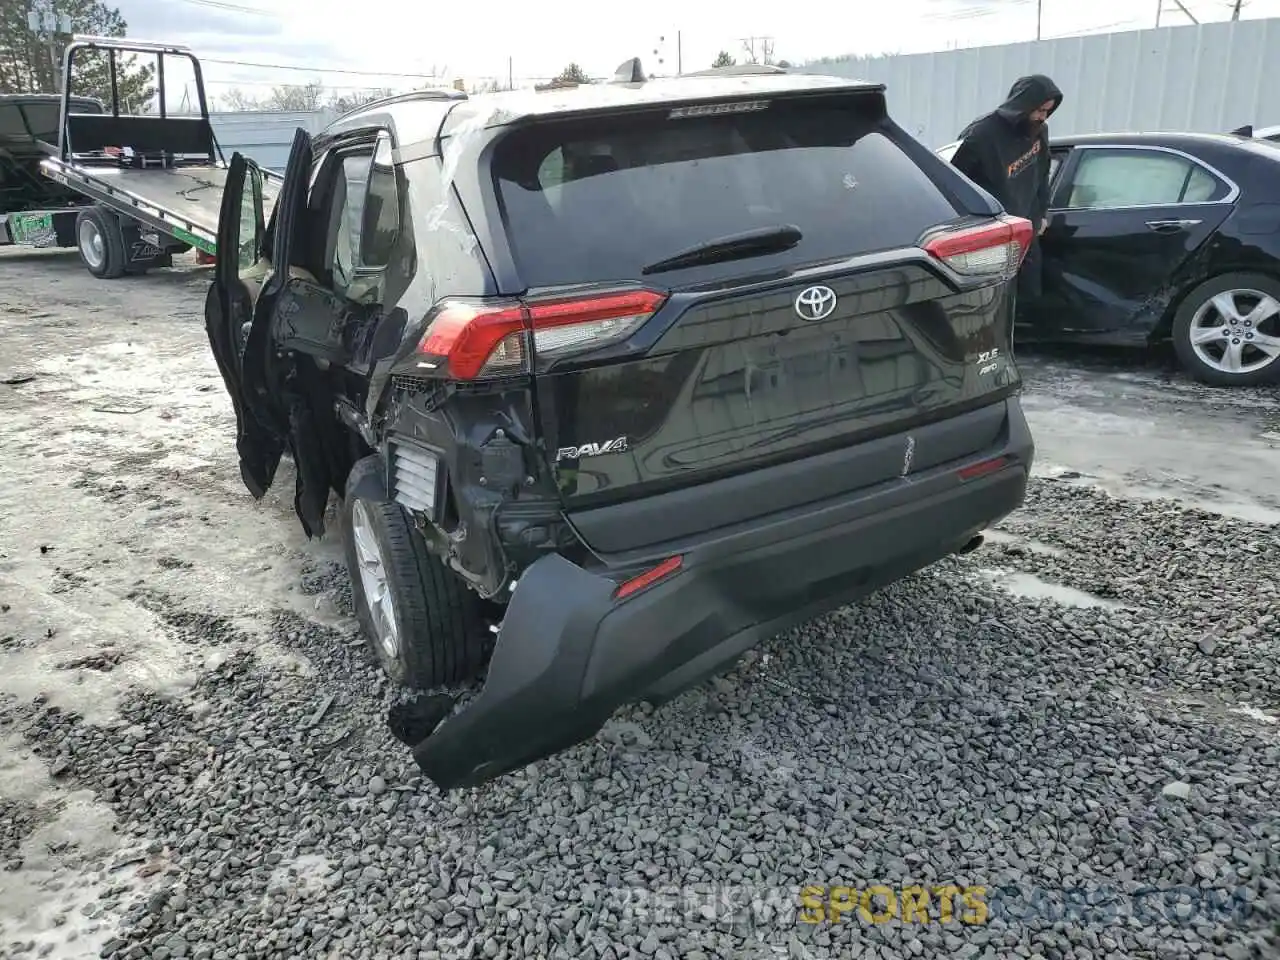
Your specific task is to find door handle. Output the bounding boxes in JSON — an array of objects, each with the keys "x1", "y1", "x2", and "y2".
[{"x1": 1145, "y1": 219, "x2": 1201, "y2": 231}]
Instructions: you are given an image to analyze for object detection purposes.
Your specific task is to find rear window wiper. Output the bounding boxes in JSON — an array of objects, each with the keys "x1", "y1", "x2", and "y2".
[{"x1": 640, "y1": 224, "x2": 803, "y2": 276}]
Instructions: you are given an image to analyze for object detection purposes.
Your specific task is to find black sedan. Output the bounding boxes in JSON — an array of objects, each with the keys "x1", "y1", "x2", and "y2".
[{"x1": 939, "y1": 131, "x2": 1280, "y2": 386}]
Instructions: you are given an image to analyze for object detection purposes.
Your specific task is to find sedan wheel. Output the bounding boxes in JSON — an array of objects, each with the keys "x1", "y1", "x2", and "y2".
[
  {"x1": 1189, "y1": 289, "x2": 1280, "y2": 374},
  {"x1": 1172, "y1": 273, "x2": 1280, "y2": 386}
]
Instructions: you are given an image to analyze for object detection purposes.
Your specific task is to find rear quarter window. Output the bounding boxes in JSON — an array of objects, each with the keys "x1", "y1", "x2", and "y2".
[{"x1": 491, "y1": 96, "x2": 961, "y2": 288}]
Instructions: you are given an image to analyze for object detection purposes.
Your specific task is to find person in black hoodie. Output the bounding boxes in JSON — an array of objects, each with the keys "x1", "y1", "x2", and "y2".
[{"x1": 950, "y1": 75, "x2": 1063, "y2": 303}]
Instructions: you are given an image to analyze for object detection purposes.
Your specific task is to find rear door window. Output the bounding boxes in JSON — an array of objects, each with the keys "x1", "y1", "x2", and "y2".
[
  {"x1": 1063, "y1": 148, "x2": 1231, "y2": 209},
  {"x1": 491, "y1": 95, "x2": 961, "y2": 287}
]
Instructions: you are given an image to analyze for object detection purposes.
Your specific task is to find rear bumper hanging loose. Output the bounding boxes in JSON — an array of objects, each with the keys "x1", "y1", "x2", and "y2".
[{"x1": 400, "y1": 398, "x2": 1035, "y2": 791}]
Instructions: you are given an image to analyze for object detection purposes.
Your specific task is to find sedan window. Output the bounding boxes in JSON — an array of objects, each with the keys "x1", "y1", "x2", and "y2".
[{"x1": 1065, "y1": 148, "x2": 1228, "y2": 209}]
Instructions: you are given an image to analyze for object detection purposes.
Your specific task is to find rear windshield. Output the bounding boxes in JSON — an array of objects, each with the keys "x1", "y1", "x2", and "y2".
[
  {"x1": 490, "y1": 94, "x2": 960, "y2": 287},
  {"x1": 0, "y1": 104, "x2": 24, "y2": 138},
  {"x1": 0, "y1": 99, "x2": 96, "y2": 142},
  {"x1": 20, "y1": 102, "x2": 62, "y2": 143}
]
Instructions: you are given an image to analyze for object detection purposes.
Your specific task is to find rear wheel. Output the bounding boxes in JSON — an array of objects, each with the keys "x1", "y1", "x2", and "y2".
[
  {"x1": 74, "y1": 207, "x2": 126, "y2": 279},
  {"x1": 1171, "y1": 273, "x2": 1280, "y2": 386},
  {"x1": 340, "y1": 460, "x2": 489, "y2": 689}
]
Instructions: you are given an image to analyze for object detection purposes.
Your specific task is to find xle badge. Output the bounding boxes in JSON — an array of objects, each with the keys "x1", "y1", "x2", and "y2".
[
  {"x1": 976, "y1": 347, "x2": 1001, "y2": 376},
  {"x1": 901, "y1": 436, "x2": 916, "y2": 477},
  {"x1": 555, "y1": 436, "x2": 629, "y2": 462}
]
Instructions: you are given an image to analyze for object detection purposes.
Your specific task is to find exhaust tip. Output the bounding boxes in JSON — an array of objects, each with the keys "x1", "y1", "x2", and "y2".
[{"x1": 956, "y1": 534, "x2": 985, "y2": 555}]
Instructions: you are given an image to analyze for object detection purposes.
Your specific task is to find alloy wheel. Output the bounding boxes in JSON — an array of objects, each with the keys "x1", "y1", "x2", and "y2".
[
  {"x1": 350, "y1": 500, "x2": 400, "y2": 660},
  {"x1": 1187, "y1": 288, "x2": 1280, "y2": 376}
]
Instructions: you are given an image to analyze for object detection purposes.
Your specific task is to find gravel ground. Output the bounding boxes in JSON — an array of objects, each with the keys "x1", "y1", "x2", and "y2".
[{"x1": 1, "y1": 247, "x2": 1278, "y2": 960}]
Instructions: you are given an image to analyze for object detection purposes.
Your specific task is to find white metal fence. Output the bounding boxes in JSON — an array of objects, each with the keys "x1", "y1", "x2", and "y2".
[
  {"x1": 208, "y1": 109, "x2": 339, "y2": 172},
  {"x1": 806, "y1": 18, "x2": 1280, "y2": 149}
]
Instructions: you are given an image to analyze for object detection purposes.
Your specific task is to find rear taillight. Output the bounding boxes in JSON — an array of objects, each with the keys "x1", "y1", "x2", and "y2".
[
  {"x1": 922, "y1": 215, "x2": 1034, "y2": 279},
  {"x1": 416, "y1": 289, "x2": 666, "y2": 380}
]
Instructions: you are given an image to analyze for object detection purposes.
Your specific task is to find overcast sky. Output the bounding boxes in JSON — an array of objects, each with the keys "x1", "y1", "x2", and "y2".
[{"x1": 108, "y1": 0, "x2": 1280, "y2": 101}]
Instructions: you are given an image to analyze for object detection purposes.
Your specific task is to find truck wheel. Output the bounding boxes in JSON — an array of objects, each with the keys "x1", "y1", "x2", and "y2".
[
  {"x1": 75, "y1": 207, "x2": 126, "y2": 279},
  {"x1": 1171, "y1": 272, "x2": 1280, "y2": 386},
  {"x1": 340, "y1": 461, "x2": 489, "y2": 689}
]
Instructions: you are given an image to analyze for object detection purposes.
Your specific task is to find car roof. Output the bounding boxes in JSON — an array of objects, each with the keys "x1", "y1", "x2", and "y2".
[
  {"x1": 456, "y1": 72, "x2": 879, "y2": 123},
  {"x1": 1047, "y1": 131, "x2": 1256, "y2": 150},
  {"x1": 942, "y1": 131, "x2": 1269, "y2": 151},
  {"x1": 326, "y1": 70, "x2": 883, "y2": 154}
]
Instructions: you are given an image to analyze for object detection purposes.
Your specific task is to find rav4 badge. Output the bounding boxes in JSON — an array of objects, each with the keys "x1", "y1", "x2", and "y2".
[{"x1": 555, "y1": 436, "x2": 629, "y2": 462}]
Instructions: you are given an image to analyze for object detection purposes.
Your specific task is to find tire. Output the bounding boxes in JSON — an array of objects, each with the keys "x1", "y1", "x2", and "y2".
[
  {"x1": 340, "y1": 458, "x2": 489, "y2": 689},
  {"x1": 1171, "y1": 272, "x2": 1280, "y2": 387},
  {"x1": 74, "y1": 206, "x2": 126, "y2": 279}
]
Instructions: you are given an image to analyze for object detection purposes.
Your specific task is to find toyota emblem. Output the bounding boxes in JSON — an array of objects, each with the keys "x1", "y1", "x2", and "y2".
[{"x1": 794, "y1": 285, "x2": 838, "y2": 322}]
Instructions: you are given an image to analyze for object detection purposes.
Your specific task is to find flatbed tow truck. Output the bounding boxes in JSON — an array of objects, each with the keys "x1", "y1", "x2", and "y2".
[{"x1": 37, "y1": 35, "x2": 281, "y2": 278}]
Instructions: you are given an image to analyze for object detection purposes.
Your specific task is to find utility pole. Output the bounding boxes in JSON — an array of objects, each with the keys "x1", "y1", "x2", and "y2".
[
  {"x1": 27, "y1": 0, "x2": 72, "y2": 92},
  {"x1": 677, "y1": 31, "x2": 682, "y2": 75},
  {"x1": 1036, "y1": 0, "x2": 1042, "y2": 40},
  {"x1": 1230, "y1": 0, "x2": 1244, "y2": 20},
  {"x1": 507, "y1": 56, "x2": 513, "y2": 91}
]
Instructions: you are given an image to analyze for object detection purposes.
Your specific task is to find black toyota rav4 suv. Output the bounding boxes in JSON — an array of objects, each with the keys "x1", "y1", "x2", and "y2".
[{"x1": 205, "y1": 60, "x2": 1036, "y2": 791}]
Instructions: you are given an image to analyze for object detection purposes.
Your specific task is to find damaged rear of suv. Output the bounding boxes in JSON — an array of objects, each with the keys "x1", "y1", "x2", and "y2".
[{"x1": 205, "y1": 62, "x2": 1035, "y2": 791}]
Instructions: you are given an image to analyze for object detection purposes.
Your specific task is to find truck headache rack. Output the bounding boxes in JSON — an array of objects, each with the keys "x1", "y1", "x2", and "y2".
[
  {"x1": 56, "y1": 35, "x2": 219, "y2": 168},
  {"x1": 34, "y1": 35, "x2": 282, "y2": 261}
]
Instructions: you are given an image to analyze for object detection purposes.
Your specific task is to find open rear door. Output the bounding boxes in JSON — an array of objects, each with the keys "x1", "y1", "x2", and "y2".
[
  {"x1": 206, "y1": 129, "x2": 313, "y2": 508},
  {"x1": 205, "y1": 150, "x2": 287, "y2": 498},
  {"x1": 235, "y1": 128, "x2": 320, "y2": 531}
]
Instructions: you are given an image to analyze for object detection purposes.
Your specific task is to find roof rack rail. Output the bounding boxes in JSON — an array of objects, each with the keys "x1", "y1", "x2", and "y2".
[
  {"x1": 611, "y1": 57, "x2": 646, "y2": 84},
  {"x1": 683, "y1": 63, "x2": 789, "y2": 78},
  {"x1": 333, "y1": 86, "x2": 467, "y2": 122}
]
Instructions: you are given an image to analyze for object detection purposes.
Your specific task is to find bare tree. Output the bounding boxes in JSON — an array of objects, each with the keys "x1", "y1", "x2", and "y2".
[
  {"x1": 328, "y1": 87, "x2": 395, "y2": 114},
  {"x1": 217, "y1": 87, "x2": 261, "y2": 111},
  {"x1": 259, "y1": 81, "x2": 326, "y2": 111},
  {"x1": 739, "y1": 37, "x2": 776, "y2": 65}
]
